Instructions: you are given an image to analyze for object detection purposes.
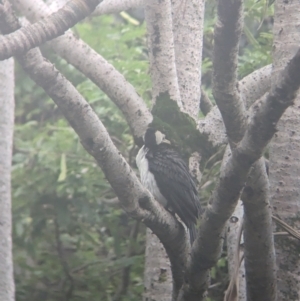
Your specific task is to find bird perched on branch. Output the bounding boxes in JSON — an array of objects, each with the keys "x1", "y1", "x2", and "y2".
[{"x1": 136, "y1": 128, "x2": 201, "y2": 244}]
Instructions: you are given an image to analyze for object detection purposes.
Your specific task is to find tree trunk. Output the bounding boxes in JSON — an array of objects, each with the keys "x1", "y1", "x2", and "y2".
[
  {"x1": 0, "y1": 57, "x2": 15, "y2": 301},
  {"x1": 269, "y1": 1, "x2": 300, "y2": 300},
  {"x1": 143, "y1": 229, "x2": 172, "y2": 301}
]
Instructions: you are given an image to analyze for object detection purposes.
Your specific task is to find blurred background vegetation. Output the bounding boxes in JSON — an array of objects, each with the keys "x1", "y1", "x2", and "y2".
[{"x1": 12, "y1": 1, "x2": 273, "y2": 300}]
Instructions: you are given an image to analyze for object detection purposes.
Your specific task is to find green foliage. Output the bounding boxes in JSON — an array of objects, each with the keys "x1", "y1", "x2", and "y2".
[
  {"x1": 75, "y1": 15, "x2": 151, "y2": 103},
  {"x1": 13, "y1": 15, "x2": 149, "y2": 301}
]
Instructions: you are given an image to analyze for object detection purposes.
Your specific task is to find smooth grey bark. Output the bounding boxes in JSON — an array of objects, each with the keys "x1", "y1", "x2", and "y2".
[
  {"x1": 0, "y1": 57, "x2": 15, "y2": 301},
  {"x1": 269, "y1": 1, "x2": 300, "y2": 300}
]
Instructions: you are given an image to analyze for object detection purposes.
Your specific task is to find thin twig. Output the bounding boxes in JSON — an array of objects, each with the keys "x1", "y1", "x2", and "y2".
[
  {"x1": 54, "y1": 218, "x2": 74, "y2": 300},
  {"x1": 272, "y1": 215, "x2": 300, "y2": 240}
]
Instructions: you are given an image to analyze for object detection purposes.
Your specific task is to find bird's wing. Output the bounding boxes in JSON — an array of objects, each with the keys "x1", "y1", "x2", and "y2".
[{"x1": 146, "y1": 145, "x2": 201, "y2": 227}]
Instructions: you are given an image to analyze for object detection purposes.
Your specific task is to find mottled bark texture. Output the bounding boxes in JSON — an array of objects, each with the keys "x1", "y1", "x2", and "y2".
[
  {"x1": 144, "y1": 0, "x2": 181, "y2": 105},
  {"x1": 171, "y1": 0, "x2": 205, "y2": 119},
  {"x1": 212, "y1": 0, "x2": 246, "y2": 145},
  {"x1": 239, "y1": 64, "x2": 272, "y2": 109},
  {"x1": 269, "y1": 1, "x2": 300, "y2": 300},
  {"x1": 11, "y1": 0, "x2": 152, "y2": 141},
  {"x1": 143, "y1": 230, "x2": 172, "y2": 301},
  {"x1": 242, "y1": 159, "x2": 277, "y2": 301},
  {"x1": 0, "y1": 57, "x2": 15, "y2": 301},
  {"x1": 200, "y1": 88, "x2": 213, "y2": 116}
]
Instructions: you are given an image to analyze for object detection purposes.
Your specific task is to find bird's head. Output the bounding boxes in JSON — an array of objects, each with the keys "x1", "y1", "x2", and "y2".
[{"x1": 144, "y1": 128, "x2": 170, "y2": 148}]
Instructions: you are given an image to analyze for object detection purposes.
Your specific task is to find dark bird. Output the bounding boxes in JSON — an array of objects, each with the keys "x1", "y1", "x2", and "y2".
[{"x1": 136, "y1": 128, "x2": 201, "y2": 244}]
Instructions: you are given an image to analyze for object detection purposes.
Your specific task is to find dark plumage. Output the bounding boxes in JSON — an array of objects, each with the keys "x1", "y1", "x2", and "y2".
[{"x1": 136, "y1": 128, "x2": 201, "y2": 243}]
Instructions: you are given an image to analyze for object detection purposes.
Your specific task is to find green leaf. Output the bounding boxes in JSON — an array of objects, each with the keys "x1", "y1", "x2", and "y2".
[{"x1": 57, "y1": 153, "x2": 67, "y2": 182}]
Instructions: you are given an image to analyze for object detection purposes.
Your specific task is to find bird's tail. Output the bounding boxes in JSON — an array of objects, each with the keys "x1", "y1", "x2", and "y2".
[{"x1": 189, "y1": 223, "x2": 198, "y2": 245}]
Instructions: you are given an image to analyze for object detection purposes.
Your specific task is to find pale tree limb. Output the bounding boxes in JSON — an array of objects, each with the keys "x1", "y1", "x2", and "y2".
[
  {"x1": 212, "y1": 0, "x2": 245, "y2": 145},
  {"x1": 171, "y1": 0, "x2": 205, "y2": 119},
  {"x1": 93, "y1": 0, "x2": 143, "y2": 16},
  {"x1": 0, "y1": 0, "x2": 103, "y2": 60},
  {"x1": 239, "y1": 64, "x2": 272, "y2": 109},
  {"x1": 180, "y1": 26, "x2": 300, "y2": 301},
  {"x1": 212, "y1": 1, "x2": 276, "y2": 300},
  {"x1": 143, "y1": 230, "x2": 173, "y2": 301},
  {"x1": 198, "y1": 64, "x2": 272, "y2": 149},
  {"x1": 11, "y1": 0, "x2": 152, "y2": 141},
  {"x1": 49, "y1": 0, "x2": 144, "y2": 18},
  {"x1": 144, "y1": 0, "x2": 181, "y2": 105},
  {"x1": 0, "y1": 50, "x2": 15, "y2": 301}
]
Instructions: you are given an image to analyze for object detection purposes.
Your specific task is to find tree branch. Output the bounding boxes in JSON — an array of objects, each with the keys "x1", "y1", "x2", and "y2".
[
  {"x1": 144, "y1": 0, "x2": 181, "y2": 105},
  {"x1": 198, "y1": 65, "x2": 272, "y2": 151},
  {"x1": 180, "y1": 39, "x2": 300, "y2": 301},
  {"x1": 223, "y1": 146, "x2": 246, "y2": 301},
  {"x1": 241, "y1": 159, "x2": 277, "y2": 301},
  {"x1": 171, "y1": 0, "x2": 205, "y2": 119},
  {"x1": 198, "y1": 3, "x2": 276, "y2": 300},
  {"x1": 239, "y1": 64, "x2": 272, "y2": 109},
  {"x1": 0, "y1": 0, "x2": 103, "y2": 60},
  {"x1": 11, "y1": 0, "x2": 152, "y2": 141},
  {"x1": 212, "y1": 0, "x2": 245, "y2": 145},
  {"x1": 0, "y1": 1, "x2": 191, "y2": 296}
]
